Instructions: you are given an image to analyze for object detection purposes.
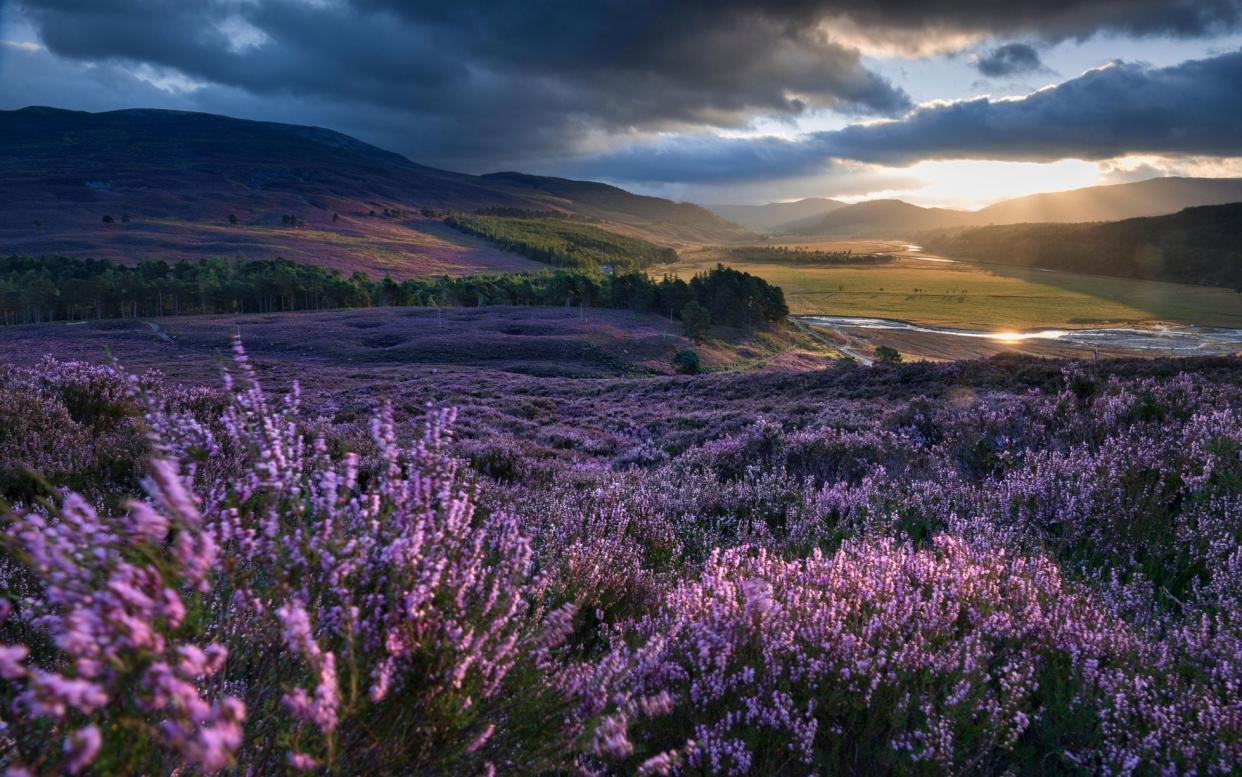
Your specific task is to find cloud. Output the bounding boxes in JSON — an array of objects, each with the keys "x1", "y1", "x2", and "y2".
[
  {"x1": 1097, "y1": 154, "x2": 1242, "y2": 183},
  {"x1": 577, "y1": 49, "x2": 1242, "y2": 184},
  {"x1": 825, "y1": 50, "x2": 1242, "y2": 164},
  {"x1": 814, "y1": 0, "x2": 1242, "y2": 52},
  {"x1": 6, "y1": 0, "x2": 913, "y2": 171},
  {"x1": 975, "y1": 43, "x2": 1044, "y2": 77},
  {"x1": 7, "y1": 0, "x2": 1242, "y2": 173}
]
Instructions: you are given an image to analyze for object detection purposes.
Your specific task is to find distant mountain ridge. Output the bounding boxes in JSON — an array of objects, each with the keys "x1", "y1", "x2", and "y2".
[
  {"x1": 921, "y1": 203, "x2": 1242, "y2": 288},
  {"x1": 774, "y1": 177, "x2": 1242, "y2": 237},
  {"x1": 483, "y1": 172, "x2": 750, "y2": 243},
  {"x1": 706, "y1": 198, "x2": 846, "y2": 232},
  {"x1": 781, "y1": 199, "x2": 974, "y2": 237},
  {"x1": 0, "y1": 106, "x2": 749, "y2": 276},
  {"x1": 971, "y1": 177, "x2": 1242, "y2": 225}
]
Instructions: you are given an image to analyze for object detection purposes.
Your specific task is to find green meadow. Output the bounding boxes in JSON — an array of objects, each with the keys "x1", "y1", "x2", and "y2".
[{"x1": 667, "y1": 252, "x2": 1242, "y2": 330}]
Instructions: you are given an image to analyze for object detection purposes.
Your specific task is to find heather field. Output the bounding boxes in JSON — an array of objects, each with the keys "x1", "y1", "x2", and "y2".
[{"x1": 3, "y1": 307, "x2": 1242, "y2": 775}]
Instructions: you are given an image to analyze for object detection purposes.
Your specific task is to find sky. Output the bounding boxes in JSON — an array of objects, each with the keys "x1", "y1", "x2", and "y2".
[{"x1": 3, "y1": 1, "x2": 1242, "y2": 208}]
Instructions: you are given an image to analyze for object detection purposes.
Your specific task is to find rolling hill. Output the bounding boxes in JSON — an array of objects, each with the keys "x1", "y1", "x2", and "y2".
[
  {"x1": 0, "y1": 107, "x2": 747, "y2": 277},
  {"x1": 482, "y1": 172, "x2": 751, "y2": 244},
  {"x1": 706, "y1": 198, "x2": 846, "y2": 232},
  {"x1": 971, "y1": 177, "x2": 1242, "y2": 225},
  {"x1": 780, "y1": 199, "x2": 974, "y2": 237},
  {"x1": 920, "y1": 203, "x2": 1242, "y2": 288},
  {"x1": 778, "y1": 177, "x2": 1242, "y2": 238}
]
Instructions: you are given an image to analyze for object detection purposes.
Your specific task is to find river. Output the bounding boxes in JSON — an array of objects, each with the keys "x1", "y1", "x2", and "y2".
[{"x1": 802, "y1": 316, "x2": 1242, "y2": 356}]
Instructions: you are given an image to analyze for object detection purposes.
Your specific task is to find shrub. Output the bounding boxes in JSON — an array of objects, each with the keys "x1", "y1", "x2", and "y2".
[
  {"x1": 874, "y1": 345, "x2": 902, "y2": 363},
  {"x1": 0, "y1": 343, "x2": 580, "y2": 774},
  {"x1": 671, "y1": 349, "x2": 700, "y2": 375}
]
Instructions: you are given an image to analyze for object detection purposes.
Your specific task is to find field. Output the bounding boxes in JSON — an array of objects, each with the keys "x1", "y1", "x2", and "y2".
[
  {"x1": 670, "y1": 240, "x2": 1242, "y2": 330},
  {"x1": 3, "y1": 305, "x2": 1242, "y2": 774}
]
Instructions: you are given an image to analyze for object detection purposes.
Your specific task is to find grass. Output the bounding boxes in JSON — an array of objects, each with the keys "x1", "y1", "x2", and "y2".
[
  {"x1": 443, "y1": 214, "x2": 676, "y2": 270},
  {"x1": 667, "y1": 245, "x2": 1242, "y2": 329}
]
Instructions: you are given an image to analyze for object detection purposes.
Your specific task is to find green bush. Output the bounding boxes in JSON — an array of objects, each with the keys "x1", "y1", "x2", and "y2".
[
  {"x1": 874, "y1": 345, "x2": 902, "y2": 363},
  {"x1": 671, "y1": 349, "x2": 701, "y2": 374}
]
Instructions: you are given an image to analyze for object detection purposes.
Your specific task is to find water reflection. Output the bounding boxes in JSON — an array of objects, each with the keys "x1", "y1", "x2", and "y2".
[{"x1": 802, "y1": 316, "x2": 1242, "y2": 355}]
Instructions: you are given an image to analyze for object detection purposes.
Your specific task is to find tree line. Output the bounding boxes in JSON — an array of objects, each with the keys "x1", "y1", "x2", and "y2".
[
  {"x1": 0, "y1": 256, "x2": 787, "y2": 329},
  {"x1": 723, "y1": 245, "x2": 894, "y2": 266}
]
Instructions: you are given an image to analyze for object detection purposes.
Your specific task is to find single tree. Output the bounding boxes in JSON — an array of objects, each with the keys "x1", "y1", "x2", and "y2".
[
  {"x1": 874, "y1": 345, "x2": 902, "y2": 364},
  {"x1": 681, "y1": 300, "x2": 711, "y2": 340}
]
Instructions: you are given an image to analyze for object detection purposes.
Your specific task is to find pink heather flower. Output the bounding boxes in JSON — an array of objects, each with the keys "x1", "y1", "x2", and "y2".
[
  {"x1": 126, "y1": 499, "x2": 170, "y2": 543},
  {"x1": 592, "y1": 713, "x2": 633, "y2": 759},
  {"x1": 637, "y1": 750, "x2": 682, "y2": 776},
  {"x1": 176, "y1": 645, "x2": 209, "y2": 677},
  {"x1": 287, "y1": 752, "x2": 319, "y2": 771},
  {"x1": 639, "y1": 690, "x2": 674, "y2": 718},
  {"x1": 19, "y1": 671, "x2": 108, "y2": 718},
  {"x1": 203, "y1": 644, "x2": 228, "y2": 674},
  {"x1": 145, "y1": 457, "x2": 202, "y2": 526},
  {"x1": 466, "y1": 723, "x2": 496, "y2": 755},
  {"x1": 63, "y1": 725, "x2": 102, "y2": 774},
  {"x1": 0, "y1": 644, "x2": 29, "y2": 679}
]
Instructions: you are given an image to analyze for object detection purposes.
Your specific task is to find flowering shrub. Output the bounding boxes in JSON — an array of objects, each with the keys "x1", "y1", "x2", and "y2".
[
  {"x1": 1, "y1": 344, "x2": 573, "y2": 774},
  {"x1": 580, "y1": 538, "x2": 1242, "y2": 774},
  {"x1": 0, "y1": 464, "x2": 243, "y2": 774},
  {"x1": 3, "y1": 345, "x2": 1242, "y2": 774}
]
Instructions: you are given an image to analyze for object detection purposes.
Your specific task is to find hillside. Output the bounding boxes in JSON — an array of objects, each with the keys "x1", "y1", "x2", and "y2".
[
  {"x1": 783, "y1": 199, "x2": 973, "y2": 237},
  {"x1": 921, "y1": 203, "x2": 1242, "y2": 288},
  {"x1": 706, "y1": 197, "x2": 846, "y2": 232},
  {"x1": 972, "y1": 177, "x2": 1242, "y2": 225},
  {"x1": 481, "y1": 171, "x2": 752, "y2": 243},
  {"x1": 0, "y1": 107, "x2": 746, "y2": 276}
]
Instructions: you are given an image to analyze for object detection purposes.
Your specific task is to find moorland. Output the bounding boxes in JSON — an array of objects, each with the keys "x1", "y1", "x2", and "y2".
[{"x1": 3, "y1": 105, "x2": 1242, "y2": 775}]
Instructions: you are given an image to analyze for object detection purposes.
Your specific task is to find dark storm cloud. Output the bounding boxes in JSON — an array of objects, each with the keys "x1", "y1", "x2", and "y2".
[
  {"x1": 807, "y1": 0, "x2": 1242, "y2": 42},
  {"x1": 824, "y1": 50, "x2": 1242, "y2": 164},
  {"x1": 579, "y1": 49, "x2": 1242, "y2": 183},
  {"x1": 9, "y1": 0, "x2": 914, "y2": 170},
  {"x1": 975, "y1": 43, "x2": 1044, "y2": 77},
  {"x1": 7, "y1": 1, "x2": 1242, "y2": 171}
]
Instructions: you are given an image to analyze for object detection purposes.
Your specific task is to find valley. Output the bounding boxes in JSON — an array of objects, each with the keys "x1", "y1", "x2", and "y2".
[
  {"x1": 664, "y1": 239, "x2": 1242, "y2": 360},
  {"x1": 7, "y1": 8, "x2": 1242, "y2": 773},
  {"x1": 668, "y1": 241, "x2": 1241, "y2": 328}
]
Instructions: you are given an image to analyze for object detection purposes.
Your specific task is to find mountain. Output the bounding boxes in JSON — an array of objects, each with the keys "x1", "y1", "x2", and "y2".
[
  {"x1": 921, "y1": 203, "x2": 1242, "y2": 288},
  {"x1": 783, "y1": 199, "x2": 973, "y2": 237},
  {"x1": 0, "y1": 107, "x2": 747, "y2": 277},
  {"x1": 780, "y1": 177, "x2": 1242, "y2": 238},
  {"x1": 971, "y1": 177, "x2": 1242, "y2": 225},
  {"x1": 706, "y1": 198, "x2": 846, "y2": 232},
  {"x1": 482, "y1": 172, "x2": 751, "y2": 243}
]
